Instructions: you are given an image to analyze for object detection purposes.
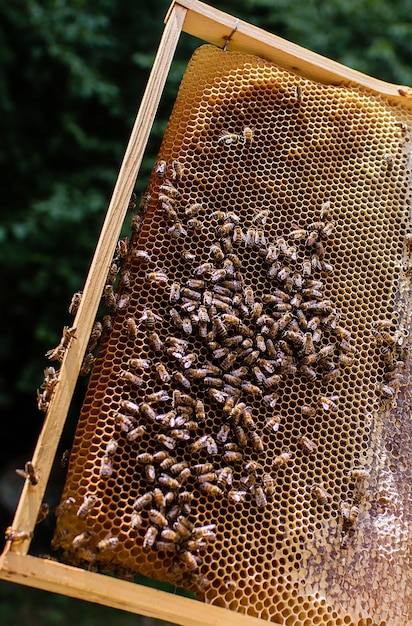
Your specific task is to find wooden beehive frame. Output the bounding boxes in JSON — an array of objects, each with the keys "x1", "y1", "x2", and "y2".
[{"x1": 1, "y1": 1, "x2": 411, "y2": 624}]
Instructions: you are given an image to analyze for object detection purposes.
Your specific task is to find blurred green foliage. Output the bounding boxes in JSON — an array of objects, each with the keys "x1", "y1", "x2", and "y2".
[{"x1": 0, "y1": 0, "x2": 410, "y2": 622}]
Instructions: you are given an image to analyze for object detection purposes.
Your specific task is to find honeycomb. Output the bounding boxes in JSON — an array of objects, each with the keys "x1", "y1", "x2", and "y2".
[{"x1": 53, "y1": 45, "x2": 412, "y2": 625}]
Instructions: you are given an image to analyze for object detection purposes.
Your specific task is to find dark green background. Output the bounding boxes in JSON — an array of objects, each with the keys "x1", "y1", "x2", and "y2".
[{"x1": 0, "y1": 0, "x2": 410, "y2": 623}]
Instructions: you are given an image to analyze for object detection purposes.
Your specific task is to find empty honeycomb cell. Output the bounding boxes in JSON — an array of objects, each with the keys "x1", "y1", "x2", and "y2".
[{"x1": 51, "y1": 44, "x2": 412, "y2": 624}]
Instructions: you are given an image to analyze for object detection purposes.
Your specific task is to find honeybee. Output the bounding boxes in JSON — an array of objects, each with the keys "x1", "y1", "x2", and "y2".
[
  {"x1": 147, "y1": 390, "x2": 171, "y2": 404},
  {"x1": 133, "y1": 492, "x2": 153, "y2": 512},
  {"x1": 207, "y1": 387, "x2": 227, "y2": 404},
  {"x1": 135, "y1": 453, "x2": 154, "y2": 468},
  {"x1": 230, "y1": 224, "x2": 244, "y2": 244},
  {"x1": 302, "y1": 259, "x2": 312, "y2": 276},
  {"x1": 60, "y1": 449, "x2": 70, "y2": 468},
  {"x1": 199, "y1": 482, "x2": 223, "y2": 497},
  {"x1": 116, "y1": 236, "x2": 129, "y2": 259},
  {"x1": 100, "y1": 454, "x2": 113, "y2": 477},
  {"x1": 346, "y1": 504, "x2": 359, "y2": 525},
  {"x1": 72, "y1": 530, "x2": 93, "y2": 550},
  {"x1": 379, "y1": 383, "x2": 397, "y2": 399},
  {"x1": 55, "y1": 496, "x2": 76, "y2": 517},
  {"x1": 243, "y1": 126, "x2": 253, "y2": 143},
  {"x1": 85, "y1": 321, "x2": 103, "y2": 353},
  {"x1": 131, "y1": 213, "x2": 143, "y2": 233},
  {"x1": 118, "y1": 370, "x2": 143, "y2": 388},
  {"x1": 160, "y1": 528, "x2": 179, "y2": 544},
  {"x1": 101, "y1": 314, "x2": 113, "y2": 334},
  {"x1": 133, "y1": 249, "x2": 151, "y2": 263},
  {"x1": 289, "y1": 227, "x2": 306, "y2": 241},
  {"x1": 301, "y1": 405, "x2": 316, "y2": 416},
  {"x1": 68, "y1": 291, "x2": 82, "y2": 315},
  {"x1": 15, "y1": 461, "x2": 39, "y2": 485},
  {"x1": 169, "y1": 428, "x2": 191, "y2": 442},
  {"x1": 241, "y1": 381, "x2": 262, "y2": 397},
  {"x1": 45, "y1": 325, "x2": 77, "y2": 361},
  {"x1": 148, "y1": 509, "x2": 169, "y2": 528},
  {"x1": 273, "y1": 451, "x2": 292, "y2": 469},
  {"x1": 159, "y1": 181, "x2": 179, "y2": 199},
  {"x1": 320, "y1": 260, "x2": 334, "y2": 274},
  {"x1": 263, "y1": 392, "x2": 280, "y2": 408},
  {"x1": 252, "y1": 485, "x2": 267, "y2": 508},
  {"x1": 184, "y1": 203, "x2": 203, "y2": 219},
  {"x1": 160, "y1": 198, "x2": 176, "y2": 215},
  {"x1": 217, "y1": 466, "x2": 233, "y2": 489},
  {"x1": 143, "y1": 525, "x2": 158, "y2": 549},
  {"x1": 255, "y1": 229, "x2": 266, "y2": 246},
  {"x1": 252, "y1": 210, "x2": 271, "y2": 227},
  {"x1": 101, "y1": 285, "x2": 118, "y2": 312},
  {"x1": 299, "y1": 365, "x2": 317, "y2": 381},
  {"x1": 265, "y1": 415, "x2": 280, "y2": 433},
  {"x1": 217, "y1": 130, "x2": 242, "y2": 145},
  {"x1": 114, "y1": 411, "x2": 135, "y2": 432},
  {"x1": 180, "y1": 550, "x2": 200, "y2": 572},
  {"x1": 37, "y1": 365, "x2": 59, "y2": 410},
  {"x1": 103, "y1": 439, "x2": 117, "y2": 457},
  {"x1": 106, "y1": 261, "x2": 119, "y2": 286},
  {"x1": 197, "y1": 471, "x2": 217, "y2": 484},
  {"x1": 263, "y1": 473, "x2": 275, "y2": 496},
  {"x1": 77, "y1": 495, "x2": 98, "y2": 519},
  {"x1": 171, "y1": 371, "x2": 190, "y2": 390},
  {"x1": 306, "y1": 230, "x2": 319, "y2": 247},
  {"x1": 130, "y1": 512, "x2": 143, "y2": 529},
  {"x1": 180, "y1": 316, "x2": 191, "y2": 335},
  {"x1": 96, "y1": 535, "x2": 119, "y2": 552},
  {"x1": 229, "y1": 488, "x2": 247, "y2": 503},
  {"x1": 147, "y1": 331, "x2": 164, "y2": 353},
  {"x1": 126, "y1": 358, "x2": 150, "y2": 372},
  {"x1": 120, "y1": 399, "x2": 140, "y2": 415},
  {"x1": 4, "y1": 527, "x2": 33, "y2": 544},
  {"x1": 117, "y1": 293, "x2": 130, "y2": 310},
  {"x1": 140, "y1": 402, "x2": 159, "y2": 422},
  {"x1": 180, "y1": 250, "x2": 196, "y2": 263},
  {"x1": 232, "y1": 423, "x2": 246, "y2": 447},
  {"x1": 158, "y1": 474, "x2": 181, "y2": 491},
  {"x1": 348, "y1": 468, "x2": 370, "y2": 482},
  {"x1": 122, "y1": 317, "x2": 138, "y2": 341},
  {"x1": 312, "y1": 485, "x2": 331, "y2": 504},
  {"x1": 319, "y1": 395, "x2": 339, "y2": 412},
  {"x1": 168, "y1": 159, "x2": 183, "y2": 181},
  {"x1": 250, "y1": 431, "x2": 264, "y2": 452},
  {"x1": 240, "y1": 407, "x2": 255, "y2": 431},
  {"x1": 155, "y1": 160, "x2": 167, "y2": 178},
  {"x1": 217, "y1": 221, "x2": 236, "y2": 239},
  {"x1": 146, "y1": 270, "x2": 169, "y2": 285},
  {"x1": 299, "y1": 436, "x2": 317, "y2": 454}
]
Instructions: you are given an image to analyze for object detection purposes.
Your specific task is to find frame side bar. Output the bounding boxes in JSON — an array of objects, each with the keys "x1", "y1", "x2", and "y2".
[
  {"x1": 170, "y1": 0, "x2": 412, "y2": 107},
  {"x1": 0, "y1": 553, "x2": 264, "y2": 626},
  {"x1": 5, "y1": 3, "x2": 187, "y2": 555}
]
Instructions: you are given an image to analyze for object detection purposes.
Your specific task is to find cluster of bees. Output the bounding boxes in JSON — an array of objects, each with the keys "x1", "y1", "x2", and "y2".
[
  {"x1": 48, "y1": 120, "x2": 411, "y2": 582},
  {"x1": 64, "y1": 151, "x2": 368, "y2": 581},
  {"x1": 334, "y1": 315, "x2": 407, "y2": 547},
  {"x1": 37, "y1": 196, "x2": 141, "y2": 412},
  {"x1": 338, "y1": 467, "x2": 370, "y2": 548},
  {"x1": 36, "y1": 326, "x2": 77, "y2": 412},
  {"x1": 49, "y1": 143, "x2": 370, "y2": 583},
  {"x1": 374, "y1": 318, "x2": 407, "y2": 403}
]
